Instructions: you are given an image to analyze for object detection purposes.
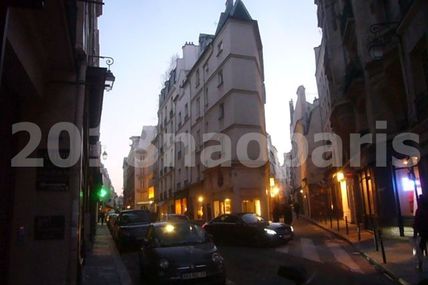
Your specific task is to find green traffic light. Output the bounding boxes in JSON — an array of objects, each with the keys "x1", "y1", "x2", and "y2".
[{"x1": 98, "y1": 186, "x2": 108, "y2": 199}]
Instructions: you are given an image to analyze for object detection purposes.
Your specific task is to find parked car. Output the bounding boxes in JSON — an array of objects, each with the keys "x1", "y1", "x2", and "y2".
[
  {"x1": 139, "y1": 222, "x2": 226, "y2": 284},
  {"x1": 107, "y1": 212, "x2": 119, "y2": 231},
  {"x1": 114, "y1": 210, "x2": 153, "y2": 249},
  {"x1": 202, "y1": 213, "x2": 294, "y2": 246},
  {"x1": 159, "y1": 214, "x2": 190, "y2": 223}
]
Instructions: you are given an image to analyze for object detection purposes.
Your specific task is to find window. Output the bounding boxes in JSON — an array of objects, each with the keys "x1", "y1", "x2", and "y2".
[
  {"x1": 178, "y1": 112, "x2": 182, "y2": 127},
  {"x1": 185, "y1": 103, "x2": 189, "y2": 119},
  {"x1": 217, "y1": 70, "x2": 224, "y2": 87},
  {"x1": 217, "y1": 40, "x2": 223, "y2": 56},
  {"x1": 224, "y1": 199, "x2": 231, "y2": 214},
  {"x1": 219, "y1": 103, "x2": 224, "y2": 119},
  {"x1": 196, "y1": 130, "x2": 201, "y2": 147},
  {"x1": 148, "y1": 186, "x2": 155, "y2": 199},
  {"x1": 204, "y1": 87, "x2": 208, "y2": 107},
  {"x1": 196, "y1": 97, "x2": 200, "y2": 118},
  {"x1": 204, "y1": 63, "x2": 209, "y2": 73},
  {"x1": 195, "y1": 69, "x2": 200, "y2": 87}
]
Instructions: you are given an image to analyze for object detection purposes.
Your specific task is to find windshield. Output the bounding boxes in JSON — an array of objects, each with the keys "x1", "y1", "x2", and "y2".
[
  {"x1": 154, "y1": 223, "x2": 207, "y2": 247},
  {"x1": 241, "y1": 213, "x2": 266, "y2": 224},
  {"x1": 120, "y1": 211, "x2": 150, "y2": 225}
]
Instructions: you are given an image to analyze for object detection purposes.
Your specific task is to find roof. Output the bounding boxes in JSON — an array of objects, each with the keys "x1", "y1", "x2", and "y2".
[{"x1": 215, "y1": 0, "x2": 253, "y2": 35}]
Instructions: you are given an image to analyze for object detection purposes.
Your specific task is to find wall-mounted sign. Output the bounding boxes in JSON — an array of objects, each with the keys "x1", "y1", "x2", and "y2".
[{"x1": 34, "y1": 215, "x2": 65, "y2": 240}]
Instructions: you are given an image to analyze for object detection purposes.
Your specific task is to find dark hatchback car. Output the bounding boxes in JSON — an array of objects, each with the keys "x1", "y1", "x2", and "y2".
[
  {"x1": 115, "y1": 210, "x2": 153, "y2": 249},
  {"x1": 202, "y1": 213, "x2": 294, "y2": 246},
  {"x1": 139, "y1": 222, "x2": 226, "y2": 284}
]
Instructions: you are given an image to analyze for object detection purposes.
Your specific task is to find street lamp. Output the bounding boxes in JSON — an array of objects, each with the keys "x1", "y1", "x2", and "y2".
[
  {"x1": 88, "y1": 55, "x2": 116, "y2": 91},
  {"x1": 104, "y1": 69, "x2": 115, "y2": 91},
  {"x1": 368, "y1": 22, "x2": 400, "y2": 61},
  {"x1": 102, "y1": 150, "x2": 108, "y2": 160}
]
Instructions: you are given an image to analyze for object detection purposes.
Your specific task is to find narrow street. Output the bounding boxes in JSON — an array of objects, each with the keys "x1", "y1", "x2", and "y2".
[{"x1": 119, "y1": 219, "x2": 395, "y2": 285}]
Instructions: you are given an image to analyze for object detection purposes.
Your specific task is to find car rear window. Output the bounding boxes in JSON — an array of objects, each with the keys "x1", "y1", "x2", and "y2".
[{"x1": 120, "y1": 211, "x2": 150, "y2": 225}]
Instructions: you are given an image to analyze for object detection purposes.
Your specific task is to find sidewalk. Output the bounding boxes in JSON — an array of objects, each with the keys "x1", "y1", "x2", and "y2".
[
  {"x1": 81, "y1": 224, "x2": 132, "y2": 285},
  {"x1": 303, "y1": 216, "x2": 428, "y2": 285}
]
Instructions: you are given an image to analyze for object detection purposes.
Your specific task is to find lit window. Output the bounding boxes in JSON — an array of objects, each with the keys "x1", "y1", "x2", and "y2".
[
  {"x1": 224, "y1": 198, "x2": 231, "y2": 214},
  {"x1": 148, "y1": 186, "x2": 155, "y2": 199}
]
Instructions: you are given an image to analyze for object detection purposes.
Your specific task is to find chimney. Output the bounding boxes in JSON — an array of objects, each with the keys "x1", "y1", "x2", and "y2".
[{"x1": 289, "y1": 99, "x2": 294, "y2": 124}]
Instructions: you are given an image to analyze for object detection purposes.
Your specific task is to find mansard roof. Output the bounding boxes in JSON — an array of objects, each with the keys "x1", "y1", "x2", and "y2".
[{"x1": 215, "y1": 0, "x2": 253, "y2": 35}]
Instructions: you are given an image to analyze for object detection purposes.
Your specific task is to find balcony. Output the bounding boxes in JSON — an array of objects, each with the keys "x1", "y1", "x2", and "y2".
[{"x1": 415, "y1": 91, "x2": 428, "y2": 121}]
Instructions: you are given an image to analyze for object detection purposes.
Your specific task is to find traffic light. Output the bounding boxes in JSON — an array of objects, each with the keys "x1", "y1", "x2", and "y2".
[{"x1": 97, "y1": 186, "x2": 109, "y2": 200}]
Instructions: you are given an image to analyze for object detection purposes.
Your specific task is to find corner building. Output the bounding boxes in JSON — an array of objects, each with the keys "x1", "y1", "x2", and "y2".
[{"x1": 156, "y1": 0, "x2": 269, "y2": 220}]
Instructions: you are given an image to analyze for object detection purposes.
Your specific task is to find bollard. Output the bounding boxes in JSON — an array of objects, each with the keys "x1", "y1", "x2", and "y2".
[
  {"x1": 373, "y1": 228, "x2": 379, "y2": 252},
  {"x1": 357, "y1": 223, "x2": 361, "y2": 241},
  {"x1": 379, "y1": 229, "x2": 387, "y2": 263},
  {"x1": 336, "y1": 216, "x2": 340, "y2": 232},
  {"x1": 345, "y1": 216, "x2": 349, "y2": 235}
]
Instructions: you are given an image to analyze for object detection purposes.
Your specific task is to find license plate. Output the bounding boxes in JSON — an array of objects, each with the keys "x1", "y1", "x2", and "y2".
[{"x1": 182, "y1": 271, "x2": 207, "y2": 279}]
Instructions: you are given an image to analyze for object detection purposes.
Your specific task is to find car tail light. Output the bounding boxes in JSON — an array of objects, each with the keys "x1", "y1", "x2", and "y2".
[{"x1": 202, "y1": 223, "x2": 207, "y2": 229}]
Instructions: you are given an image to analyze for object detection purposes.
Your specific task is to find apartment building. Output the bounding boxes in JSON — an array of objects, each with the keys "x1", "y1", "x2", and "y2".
[
  {"x1": 311, "y1": 0, "x2": 427, "y2": 236},
  {"x1": 156, "y1": 0, "x2": 269, "y2": 220},
  {"x1": 0, "y1": 0, "x2": 110, "y2": 284}
]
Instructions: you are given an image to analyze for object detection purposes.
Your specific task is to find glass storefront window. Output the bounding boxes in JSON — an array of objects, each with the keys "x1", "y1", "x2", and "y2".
[
  {"x1": 213, "y1": 201, "x2": 220, "y2": 217},
  {"x1": 175, "y1": 199, "x2": 182, "y2": 214},
  {"x1": 224, "y1": 199, "x2": 231, "y2": 214},
  {"x1": 395, "y1": 166, "x2": 423, "y2": 216},
  {"x1": 255, "y1": 199, "x2": 261, "y2": 216},
  {"x1": 359, "y1": 169, "x2": 377, "y2": 216}
]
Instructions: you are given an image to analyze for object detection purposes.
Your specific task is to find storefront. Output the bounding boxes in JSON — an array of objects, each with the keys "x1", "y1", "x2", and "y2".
[
  {"x1": 358, "y1": 168, "x2": 378, "y2": 229},
  {"x1": 392, "y1": 157, "x2": 423, "y2": 234},
  {"x1": 213, "y1": 198, "x2": 232, "y2": 217}
]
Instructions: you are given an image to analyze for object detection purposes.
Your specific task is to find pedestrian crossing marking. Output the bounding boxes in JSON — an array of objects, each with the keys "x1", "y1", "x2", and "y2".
[
  {"x1": 275, "y1": 238, "x2": 364, "y2": 274},
  {"x1": 325, "y1": 241, "x2": 362, "y2": 273},
  {"x1": 301, "y1": 238, "x2": 321, "y2": 262}
]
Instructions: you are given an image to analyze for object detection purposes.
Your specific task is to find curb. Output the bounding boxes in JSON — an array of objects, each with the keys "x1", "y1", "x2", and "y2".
[
  {"x1": 107, "y1": 228, "x2": 133, "y2": 285},
  {"x1": 302, "y1": 216, "x2": 410, "y2": 285}
]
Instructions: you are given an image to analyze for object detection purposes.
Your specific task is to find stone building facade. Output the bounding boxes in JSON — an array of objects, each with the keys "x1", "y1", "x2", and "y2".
[
  {"x1": 155, "y1": 0, "x2": 269, "y2": 220},
  {"x1": 0, "y1": 0, "x2": 110, "y2": 284},
  {"x1": 311, "y1": 0, "x2": 428, "y2": 235}
]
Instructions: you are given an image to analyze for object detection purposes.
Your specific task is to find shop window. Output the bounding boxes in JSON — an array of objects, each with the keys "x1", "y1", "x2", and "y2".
[
  {"x1": 175, "y1": 199, "x2": 182, "y2": 214},
  {"x1": 224, "y1": 199, "x2": 231, "y2": 214},
  {"x1": 394, "y1": 166, "x2": 423, "y2": 216},
  {"x1": 255, "y1": 199, "x2": 261, "y2": 216},
  {"x1": 214, "y1": 201, "x2": 220, "y2": 217},
  {"x1": 148, "y1": 186, "x2": 154, "y2": 199}
]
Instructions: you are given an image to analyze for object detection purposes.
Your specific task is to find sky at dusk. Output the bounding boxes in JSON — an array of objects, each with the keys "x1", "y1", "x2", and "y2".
[{"x1": 99, "y1": 0, "x2": 322, "y2": 195}]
